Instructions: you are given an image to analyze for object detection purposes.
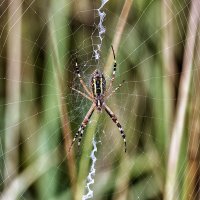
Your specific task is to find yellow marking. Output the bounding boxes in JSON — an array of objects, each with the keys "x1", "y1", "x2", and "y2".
[
  {"x1": 100, "y1": 78, "x2": 103, "y2": 94},
  {"x1": 93, "y1": 78, "x2": 97, "y2": 96}
]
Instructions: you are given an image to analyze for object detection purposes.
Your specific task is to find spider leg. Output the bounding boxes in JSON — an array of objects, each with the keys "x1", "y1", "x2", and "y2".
[
  {"x1": 105, "y1": 45, "x2": 117, "y2": 97},
  {"x1": 106, "y1": 80, "x2": 125, "y2": 99},
  {"x1": 104, "y1": 103, "x2": 126, "y2": 152},
  {"x1": 75, "y1": 57, "x2": 93, "y2": 98},
  {"x1": 69, "y1": 103, "x2": 95, "y2": 153},
  {"x1": 71, "y1": 87, "x2": 93, "y2": 102}
]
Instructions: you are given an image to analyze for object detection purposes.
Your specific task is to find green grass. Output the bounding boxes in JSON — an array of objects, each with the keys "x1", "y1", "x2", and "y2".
[{"x1": 1, "y1": 0, "x2": 200, "y2": 199}]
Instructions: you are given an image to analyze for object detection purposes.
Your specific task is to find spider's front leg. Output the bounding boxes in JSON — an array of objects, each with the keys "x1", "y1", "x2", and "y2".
[
  {"x1": 106, "y1": 45, "x2": 117, "y2": 97},
  {"x1": 104, "y1": 103, "x2": 127, "y2": 152},
  {"x1": 69, "y1": 103, "x2": 95, "y2": 153}
]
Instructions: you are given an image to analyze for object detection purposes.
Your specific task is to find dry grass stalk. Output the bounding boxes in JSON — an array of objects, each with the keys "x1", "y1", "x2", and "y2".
[
  {"x1": 164, "y1": 0, "x2": 200, "y2": 199},
  {"x1": 5, "y1": 0, "x2": 22, "y2": 186},
  {"x1": 104, "y1": 0, "x2": 133, "y2": 75}
]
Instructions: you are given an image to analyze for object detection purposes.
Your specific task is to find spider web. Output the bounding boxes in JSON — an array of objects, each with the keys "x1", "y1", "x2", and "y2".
[{"x1": 0, "y1": 0, "x2": 200, "y2": 200}]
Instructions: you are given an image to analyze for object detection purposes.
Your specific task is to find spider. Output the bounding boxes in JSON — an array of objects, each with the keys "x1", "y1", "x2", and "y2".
[{"x1": 69, "y1": 45, "x2": 126, "y2": 153}]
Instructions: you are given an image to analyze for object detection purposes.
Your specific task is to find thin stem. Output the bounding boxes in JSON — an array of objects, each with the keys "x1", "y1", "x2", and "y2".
[{"x1": 162, "y1": 0, "x2": 176, "y2": 151}]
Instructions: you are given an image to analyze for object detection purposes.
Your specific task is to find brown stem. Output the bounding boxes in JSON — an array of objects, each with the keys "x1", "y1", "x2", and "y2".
[{"x1": 185, "y1": 31, "x2": 200, "y2": 200}]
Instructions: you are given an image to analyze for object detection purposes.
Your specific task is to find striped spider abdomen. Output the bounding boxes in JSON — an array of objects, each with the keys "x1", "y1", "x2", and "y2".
[{"x1": 90, "y1": 69, "x2": 106, "y2": 110}]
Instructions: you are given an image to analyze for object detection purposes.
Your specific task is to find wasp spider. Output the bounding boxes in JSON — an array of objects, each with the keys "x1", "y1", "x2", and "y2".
[{"x1": 69, "y1": 46, "x2": 126, "y2": 153}]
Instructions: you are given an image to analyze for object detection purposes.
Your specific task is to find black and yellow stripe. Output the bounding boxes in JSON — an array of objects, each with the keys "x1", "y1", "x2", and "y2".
[{"x1": 92, "y1": 77, "x2": 103, "y2": 96}]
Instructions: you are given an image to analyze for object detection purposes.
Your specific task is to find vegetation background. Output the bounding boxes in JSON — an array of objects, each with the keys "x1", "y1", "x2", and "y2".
[{"x1": 0, "y1": 0, "x2": 200, "y2": 199}]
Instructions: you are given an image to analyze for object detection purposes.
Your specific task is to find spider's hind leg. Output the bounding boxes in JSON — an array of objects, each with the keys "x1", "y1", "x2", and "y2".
[
  {"x1": 68, "y1": 126, "x2": 82, "y2": 153},
  {"x1": 69, "y1": 103, "x2": 95, "y2": 153},
  {"x1": 104, "y1": 103, "x2": 127, "y2": 152}
]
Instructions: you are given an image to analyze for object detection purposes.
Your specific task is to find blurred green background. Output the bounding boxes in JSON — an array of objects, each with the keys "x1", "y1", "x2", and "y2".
[{"x1": 0, "y1": 0, "x2": 200, "y2": 199}]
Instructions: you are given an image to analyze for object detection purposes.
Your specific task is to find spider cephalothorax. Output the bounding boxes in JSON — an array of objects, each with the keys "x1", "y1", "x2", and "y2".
[
  {"x1": 90, "y1": 69, "x2": 106, "y2": 111},
  {"x1": 69, "y1": 45, "x2": 126, "y2": 153}
]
